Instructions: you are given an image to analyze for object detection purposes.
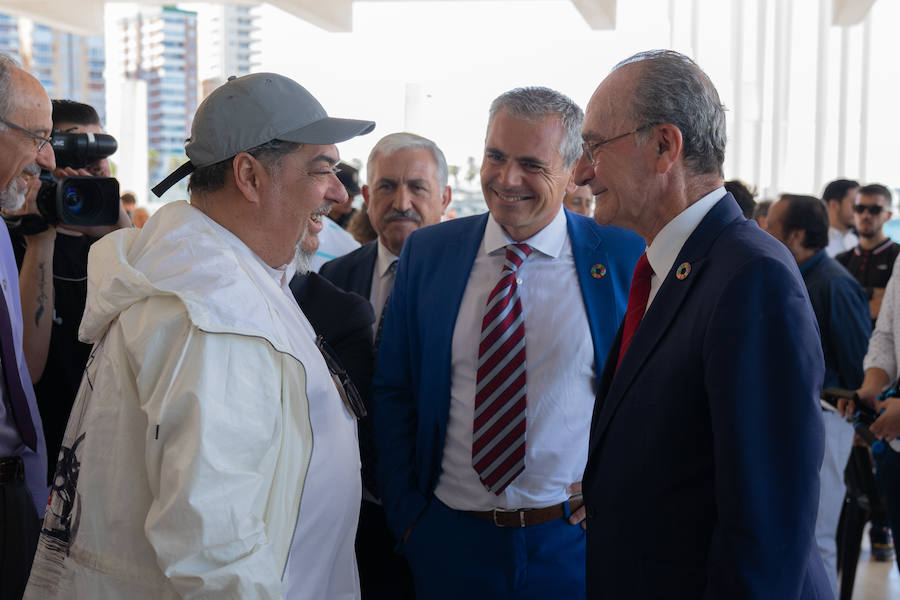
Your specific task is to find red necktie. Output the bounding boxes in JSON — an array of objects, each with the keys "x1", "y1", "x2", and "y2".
[
  {"x1": 473, "y1": 243, "x2": 531, "y2": 494},
  {"x1": 617, "y1": 254, "x2": 653, "y2": 371}
]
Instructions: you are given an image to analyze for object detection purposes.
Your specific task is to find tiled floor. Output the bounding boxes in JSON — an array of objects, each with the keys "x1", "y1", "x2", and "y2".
[{"x1": 846, "y1": 528, "x2": 900, "y2": 599}]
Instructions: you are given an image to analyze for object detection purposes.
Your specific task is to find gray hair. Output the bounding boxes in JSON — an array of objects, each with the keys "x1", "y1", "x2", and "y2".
[
  {"x1": 614, "y1": 50, "x2": 726, "y2": 177},
  {"x1": 188, "y1": 138, "x2": 301, "y2": 195},
  {"x1": 0, "y1": 53, "x2": 22, "y2": 126},
  {"x1": 488, "y1": 87, "x2": 584, "y2": 169},
  {"x1": 366, "y1": 132, "x2": 448, "y2": 189}
]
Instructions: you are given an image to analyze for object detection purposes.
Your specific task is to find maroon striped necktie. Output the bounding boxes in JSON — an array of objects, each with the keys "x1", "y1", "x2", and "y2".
[{"x1": 473, "y1": 243, "x2": 531, "y2": 495}]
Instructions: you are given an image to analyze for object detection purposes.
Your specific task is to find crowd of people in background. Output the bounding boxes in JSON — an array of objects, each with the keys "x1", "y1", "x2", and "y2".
[{"x1": 2, "y1": 45, "x2": 900, "y2": 600}]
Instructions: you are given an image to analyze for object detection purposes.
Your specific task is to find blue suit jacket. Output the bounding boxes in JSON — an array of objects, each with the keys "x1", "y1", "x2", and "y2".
[
  {"x1": 582, "y1": 195, "x2": 831, "y2": 599},
  {"x1": 319, "y1": 240, "x2": 378, "y2": 299},
  {"x1": 372, "y1": 210, "x2": 644, "y2": 539}
]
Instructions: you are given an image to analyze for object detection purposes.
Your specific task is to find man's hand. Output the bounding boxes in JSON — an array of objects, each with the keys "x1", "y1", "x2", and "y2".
[
  {"x1": 847, "y1": 368, "x2": 892, "y2": 417},
  {"x1": 871, "y1": 397, "x2": 900, "y2": 440},
  {"x1": 52, "y1": 166, "x2": 92, "y2": 180},
  {"x1": 566, "y1": 481, "x2": 586, "y2": 529}
]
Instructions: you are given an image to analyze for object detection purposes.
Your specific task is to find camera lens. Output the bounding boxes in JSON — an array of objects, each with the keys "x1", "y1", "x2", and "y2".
[{"x1": 62, "y1": 186, "x2": 86, "y2": 215}]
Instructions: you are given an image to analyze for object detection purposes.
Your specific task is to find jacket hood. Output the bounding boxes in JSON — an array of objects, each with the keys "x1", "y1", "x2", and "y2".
[{"x1": 80, "y1": 201, "x2": 310, "y2": 359}]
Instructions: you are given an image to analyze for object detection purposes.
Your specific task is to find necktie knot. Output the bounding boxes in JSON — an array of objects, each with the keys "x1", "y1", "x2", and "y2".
[
  {"x1": 387, "y1": 259, "x2": 398, "y2": 276},
  {"x1": 633, "y1": 253, "x2": 653, "y2": 284},
  {"x1": 503, "y1": 244, "x2": 532, "y2": 273}
]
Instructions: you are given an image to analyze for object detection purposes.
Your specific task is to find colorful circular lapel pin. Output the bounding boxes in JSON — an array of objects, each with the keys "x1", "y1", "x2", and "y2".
[
  {"x1": 590, "y1": 263, "x2": 607, "y2": 279},
  {"x1": 676, "y1": 262, "x2": 691, "y2": 280}
]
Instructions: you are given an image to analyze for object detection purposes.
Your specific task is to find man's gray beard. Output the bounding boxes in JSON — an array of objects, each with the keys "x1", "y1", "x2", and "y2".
[
  {"x1": 292, "y1": 231, "x2": 315, "y2": 275},
  {"x1": 0, "y1": 177, "x2": 27, "y2": 211},
  {"x1": 1, "y1": 163, "x2": 40, "y2": 212}
]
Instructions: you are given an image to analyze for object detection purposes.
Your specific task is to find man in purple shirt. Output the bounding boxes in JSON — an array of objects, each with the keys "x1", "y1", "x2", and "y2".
[{"x1": 0, "y1": 53, "x2": 57, "y2": 598}]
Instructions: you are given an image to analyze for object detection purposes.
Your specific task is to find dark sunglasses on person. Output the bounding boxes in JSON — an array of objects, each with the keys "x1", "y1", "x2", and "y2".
[
  {"x1": 853, "y1": 204, "x2": 884, "y2": 216},
  {"x1": 315, "y1": 334, "x2": 367, "y2": 419}
]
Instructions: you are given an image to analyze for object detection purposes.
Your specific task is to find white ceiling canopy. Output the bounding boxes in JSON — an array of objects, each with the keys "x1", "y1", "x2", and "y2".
[
  {"x1": 0, "y1": 0, "x2": 616, "y2": 35},
  {"x1": 0, "y1": 0, "x2": 876, "y2": 36}
]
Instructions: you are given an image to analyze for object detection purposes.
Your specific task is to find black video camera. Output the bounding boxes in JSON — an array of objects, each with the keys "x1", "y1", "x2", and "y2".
[{"x1": 36, "y1": 132, "x2": 120, "y2": 226}]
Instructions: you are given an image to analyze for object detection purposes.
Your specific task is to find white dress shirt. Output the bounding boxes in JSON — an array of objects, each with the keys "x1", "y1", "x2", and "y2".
[
  {"x1": 210, "y1": 218, "x2": 362, "y2": 599},
  {"x1": 645, "y1": 187, "x2": 726, "y2": 310},
  {"x1": 825, "y1": 227, "x2": 858, "y2": 258},
  {"x1": 370, "y1": 239, "x2": 399, "y2": 328},
  {"x1": 434, "y1": 207, "x2": 595, "y2": 511}
]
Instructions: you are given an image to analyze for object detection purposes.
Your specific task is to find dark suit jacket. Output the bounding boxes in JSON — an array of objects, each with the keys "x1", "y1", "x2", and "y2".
[
  {"x1": 372, "y1": 211, "x2": 645, "y2": 540},
  {"x1": 319, "y1": 241, "x2": 378, "y2": 299},
  {"x1": 290, "y1": 271, "x2": 375, "y2": 405},
  {"x1": 583, "y1": 195, "x2": 831, "y2": 599}
]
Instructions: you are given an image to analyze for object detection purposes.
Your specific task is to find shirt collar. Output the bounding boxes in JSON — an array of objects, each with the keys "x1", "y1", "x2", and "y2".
[
  {"x1": 646, "y1": 186, "x2": 726, "y2": 279},
  {"x1": 799, "y1": 249, "x2": 828, "y2": 275},
  {"x1": 483, "y1": 205, "x2": 567, "y2": 258},
  {"x1": 375, "y1": 237, "x2": 399, "y2": 278}
]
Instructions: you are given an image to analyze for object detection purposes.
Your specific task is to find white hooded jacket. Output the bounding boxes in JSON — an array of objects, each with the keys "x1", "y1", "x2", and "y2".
[{"x1": 25, "y1": 201, "x2": 320, "y2": 599}]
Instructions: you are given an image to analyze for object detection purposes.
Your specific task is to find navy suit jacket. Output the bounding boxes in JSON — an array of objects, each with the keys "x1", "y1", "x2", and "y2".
[
  {"x1": 583, "y1": 195, "x2": 831, "y2": 599},
  {"x1": 319, "y1": 240, "x2": 378, "y2": 299},
  {"x1": 372, "y1": 210, "x2": 644, "y2": 539},
  {"x1": 289, "y1": 271, "x2": 375, "y2": 403}
]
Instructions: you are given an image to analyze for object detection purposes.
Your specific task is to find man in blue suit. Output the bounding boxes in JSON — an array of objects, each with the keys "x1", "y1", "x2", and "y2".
[
  {"x1": 766, "y1": 194, "x2": 870, "y2": 597},
  {"x1": 373, "y1": 87, "x2": 644, "y2": 598},
  {"x1": 574, "y1": 50, "x2": 831, "y2": 598}
]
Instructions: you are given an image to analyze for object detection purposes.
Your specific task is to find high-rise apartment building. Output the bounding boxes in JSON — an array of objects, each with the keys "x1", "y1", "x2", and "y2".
[
  {"x1": 0, "y1": 14, "x2": 105, "y2": 122},
  {"x1": 0, "y1": 13, "x2": 22, "y2": 63},
  {"x1": 121, "y1": 6, "x2": 198, "y2": 187},
  {"x1": 196, "y1": 2, "x2": 258, "y2": 96}
]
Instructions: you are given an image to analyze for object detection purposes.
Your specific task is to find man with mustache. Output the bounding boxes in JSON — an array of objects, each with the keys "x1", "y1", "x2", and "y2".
[
  {"x1": 25, "y1": 73, "x2": 375, "y2": 599},
  {"x1": 0, "y1": 52, "x2": 56, "y2": 600},
  {"x1": 320, "y1": 131, "x2": 451, "y2": 598},
  {"x1": 321, "y1": 132, "x2": 452, "y2": 332},
  {"x1": 371, "y1": 88, "x2": 643, "y2": 598}
]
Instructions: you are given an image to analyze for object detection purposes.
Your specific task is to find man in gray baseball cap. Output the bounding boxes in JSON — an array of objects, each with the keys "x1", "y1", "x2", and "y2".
[{"x1": 25, "y1": 73, "x2": 375, "y2": 599}]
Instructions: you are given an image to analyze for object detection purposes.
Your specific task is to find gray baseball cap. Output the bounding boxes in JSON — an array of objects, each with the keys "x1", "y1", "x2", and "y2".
[{"x1": 152, "y1": 72, "x2": 375, "y2": 197}]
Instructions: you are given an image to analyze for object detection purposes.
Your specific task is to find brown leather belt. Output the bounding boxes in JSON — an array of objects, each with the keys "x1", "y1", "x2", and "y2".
[
  {"x1": 0, "y1": 456, "x2": 25, "y2": 485},
  {"x1": 467, "y1": 496, "x2": 584, "y2": 528}
]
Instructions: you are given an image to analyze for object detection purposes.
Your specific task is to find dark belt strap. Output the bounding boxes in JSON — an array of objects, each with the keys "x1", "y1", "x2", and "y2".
[
  {"x1": 0, "y1": 456, "x2": 25, "y2": 485},
  {"x1": 467, "y1": 496, "x2": 584, "y2": 528}
]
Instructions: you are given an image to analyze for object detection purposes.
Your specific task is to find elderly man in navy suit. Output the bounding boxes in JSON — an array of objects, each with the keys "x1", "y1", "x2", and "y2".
[
  {"x1": 373, "y1": 87, "x2": 643, "y2": 598},
  {"x1": 575, "y1": 50, "x2": 831, "y2": 599}
]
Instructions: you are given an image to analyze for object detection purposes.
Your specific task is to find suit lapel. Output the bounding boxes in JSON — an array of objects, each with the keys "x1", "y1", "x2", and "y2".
[
  {"x1": 567, "y1": 211, "x2": 617, "y2": 382},
  {"x1": 354, "y1": 241, "x2": 377, "y2": 298},
  {"x1": 421, "y1": 215, "x2": 489, "y2": 447},
  {"x1": 588, "y1": 195, "x2": 744, "y2": 457}
]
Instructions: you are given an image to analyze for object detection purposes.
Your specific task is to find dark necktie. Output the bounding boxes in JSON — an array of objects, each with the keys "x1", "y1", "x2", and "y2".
[
  {"x1": 473, "y1": 243, "x2": 531, "y2": 494},
  {"x1": 374, "y1": 259, "x2": 398, "y2": 350},
  {"x1": 364, "y1": 259, "x2": 398, "y2": 498},
  {"x1": 617, "y1": 253, "x2": 653, "y2": 371},
  {"x1": 0, "y1": 282, "x2": 36, "y2": 450}
]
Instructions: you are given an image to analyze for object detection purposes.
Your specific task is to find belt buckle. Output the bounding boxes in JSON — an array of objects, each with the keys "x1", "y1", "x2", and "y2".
[{"x1": 492, "y1": 508, "x2": 525, "y2": 527}]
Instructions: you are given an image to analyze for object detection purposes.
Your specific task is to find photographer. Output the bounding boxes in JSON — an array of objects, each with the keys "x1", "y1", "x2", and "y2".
[{"x1": 7, "y1": 99, "x2": 130, "y2": 483}]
